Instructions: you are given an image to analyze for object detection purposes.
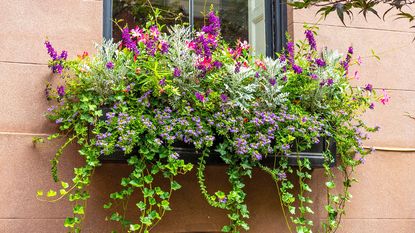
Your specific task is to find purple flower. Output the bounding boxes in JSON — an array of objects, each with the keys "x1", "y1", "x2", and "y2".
[
  {"x1": 269, "y1": 78, "x2": 276, "y2": 86},
  {"x1": 255, "y1": 72, "x2": 260, "y2": 78},
  {"x1": 234, "y1": 62, "x2": 241, "y2": 73},
  {"x1": 287, "y1": 42, "x2": 295, "y2": 63},
  {"x1": 292, "y1": 64, "x2": 302, "y2": 74},
  {"x1": 327, "y1": 78, "x2": 334, "y2": 86},
  {"x1": 55, "y1": 118, "x2": 63, "y2": 124},
  {"x1": 106, "y1": 61, "x2": 114, "y2": 69},
  {"x1": 359, "y1": 157, "x2": 366, "y2": 164},
  {"x1": 281, "y1": 144, "x2": 290, "y2": 151},
  {"x1": 170, "y1": 152, "x2": 180, "y2": 159},
  {"x1": 57, "y1": 85, "x2": 65, "y2": 97},
  {"x1": 348, "y1": 46, "x2": 354, "y2": 55},
  {"x1": 369, "y1": 103, "x2": 375, "y2": 109},
  {"x1": 305, "y1": 30, "x2": 317, "y2": 50},
  {"x1": 59, "y1": 50, "x2": 68, "y2": 60},
  {"x1": 159, "y1": 77, "x2": 166, "y2": 86},
  {"x1": 277, "y1": 172, "x2": 287, "y2": 180},
  {"x1": 173, "y1": 67, "x2": 181, "y2": 77},
  {"x1": 195, "y1": 92, "x2": 205, "y2": 102},
  {"x1": 253, "y1": 151, "x2": 262, "y2": 160},
  {"x1": 213, "y1": 60, "x2": 223, "y2": 69},
  {"x1": 310, "y1": 74, "x2": 318, "y2": 80},
  {"x1": 45, "y1": 41, "x2": 57, "y2": 60},
  {"x1": 315, "y1": 58, "x2": 326, "y2": 67},
  {"x1": 365, "y1": 84, "x2": 373, "y2": 92},
  {"x1": 219, "y1": 197, "x2": 227, "y2": 204},
  {"x1": 202, "y1": 11, "x2": 221, "y2": 36},
  {"x1": 160, "y1": 41, "x2": 169, "y2": 54},
  {"x1": 121, "y1": 27, "x2": 139, "y2": 54},
  {"x1": 220, "y1": 93, "x2": 228, "y2": 102}
]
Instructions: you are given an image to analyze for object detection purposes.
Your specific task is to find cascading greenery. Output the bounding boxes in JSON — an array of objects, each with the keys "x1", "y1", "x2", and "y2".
[{"x1": 36, "y1": 10, "x2": 387, "y2": 233}]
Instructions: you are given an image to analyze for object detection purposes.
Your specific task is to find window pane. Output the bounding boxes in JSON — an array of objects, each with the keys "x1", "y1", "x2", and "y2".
[
  {"x1": 112, "y1": 0, "x2": 190, "y2": 42},
  {"x1": 193, "y1": 0, "x2": 249, "y2": 45},
  {"x1": 111, "y1": 0, "x2": 263, "y2": 53}
]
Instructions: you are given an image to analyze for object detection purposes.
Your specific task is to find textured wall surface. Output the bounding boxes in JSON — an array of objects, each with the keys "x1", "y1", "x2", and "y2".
[{"x1": 1, "y1": 1, "x2": 414, "y2": 233}]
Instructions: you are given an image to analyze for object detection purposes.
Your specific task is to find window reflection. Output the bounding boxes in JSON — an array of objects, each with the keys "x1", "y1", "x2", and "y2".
[
  {"x1": 112, "y1": 0, "x2": 249, "y2": 45},
  {"x1": 193, "y1": 0, "x2": 248, "y2": 44}
]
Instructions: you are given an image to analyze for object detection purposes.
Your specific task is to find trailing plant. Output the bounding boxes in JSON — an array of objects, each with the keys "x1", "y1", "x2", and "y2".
[{"x1": 36, "y1": 10, "x2": 388, "y2": 233}]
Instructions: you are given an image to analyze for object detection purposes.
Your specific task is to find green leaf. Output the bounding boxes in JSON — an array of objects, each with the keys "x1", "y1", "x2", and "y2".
[
  {"x1": 144, "y1": 175, "x2": 154, "y2": 184},
  {"x1": 136, "y1": 201, "x2": 146, "y2": 211},
  {"x1": 36, "y1": 190, "x2": 44, "y2": 196},
  {"x1": 61, "y1": 181, "x2": 69, "y2": 189},
  {"x1": 336, "y1": 3, "x2": 346, "y2": 26},
  {"x1": 73, "y1": 205, "x2": 85, "y2": 215},
  {"x1": 171, "y1": 181, "x2": 181, "y2": 190},
  {"x1": 47, "y1": 189, "x2": 57, "y2": 197},
  {"x1": 59, "y1": 189, "x2": 67, "y2": 195},
  {"x1": 326, "y1": 181, "x2": 335, "y2": 189},
  {"x1": 130, "y1": 224, "x2": 141, "y2": 231},
  {"x1": 103, "y1": 202, "x2": 113, "y2": 209}
]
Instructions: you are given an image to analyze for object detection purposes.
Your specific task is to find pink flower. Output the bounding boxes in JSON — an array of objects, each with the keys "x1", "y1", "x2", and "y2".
[
  {"x1": 353, "y1": 71, "x2": 360, "y2": 80},
  {"x1": 357, "y1": 55, "x2": 363, "y2": 65},
  {"x1": 380, "y1": 89, "x2": 390, "y2": 105},
  {"x1": 131, "y1": 27, "x2": 143, "y2": 38}
]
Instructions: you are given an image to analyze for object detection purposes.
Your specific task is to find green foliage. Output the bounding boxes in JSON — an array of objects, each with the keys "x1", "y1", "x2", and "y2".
[{"x1": 37, "y1": 11, "x2": 382, "y2": 233}]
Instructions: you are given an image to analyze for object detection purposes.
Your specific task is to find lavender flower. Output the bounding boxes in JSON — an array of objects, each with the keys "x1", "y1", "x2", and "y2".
[
  {"x1": 57, "y1": 85, "x2": 65, "y2": 97},
  {"x1": 315, "y1": 58, "x2": 326, "y2": 67},
  {"x1": 106, "y1": 61, "x2": 114, "y2": 69},
  {"x1": 173, "y1": 67, "x2": 181, "y2": 77},
  {"x1": 159, "y1": 77, "x2": 166, "y2": 86},
  {"x1": 159, "y1": 41, "x2": 169, "y2": 54},
  {"x1": 277, "y1": 172, "x2": 287, "y2": 180},
  {"x1": 365, "y1": 84, "x2": 373, "y2": 92},
  {"x1": 213, "y1": 60, "x2": 223, "y2": 69},
  {"x1": 305, "y1": 30, "x2": 317, "y2": 50},
  {"x1": 269, "y1": 78, "x2": 276, "y2": 86},
  {"x1": 202, "y1": 11, "x2": 221, "y2": 36},
  {"x1": 292, "y1": 64, "x2": 302, "y2": 74},
  {"x1": 220, "y1": 94, "x2": 228, "y2": 102}
]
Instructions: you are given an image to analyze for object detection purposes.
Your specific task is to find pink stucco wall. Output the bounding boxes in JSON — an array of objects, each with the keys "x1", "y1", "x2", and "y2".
[{"x1": 0, "y1": 1, "x2": 414, "y2": 232}]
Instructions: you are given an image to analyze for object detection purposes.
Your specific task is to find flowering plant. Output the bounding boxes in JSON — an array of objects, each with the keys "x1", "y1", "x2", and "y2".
[{"x1": 36, "y1": 11, "x2": 386, "y2": 233}]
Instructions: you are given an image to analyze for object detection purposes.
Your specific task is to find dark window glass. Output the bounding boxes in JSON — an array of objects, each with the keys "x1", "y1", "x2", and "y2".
[
  {"x1": 112, "y1": 0, "x2": 248, "y2": 45},
  {"x1": 193, "y1": 0, "x2": 248, "y2": 44}
]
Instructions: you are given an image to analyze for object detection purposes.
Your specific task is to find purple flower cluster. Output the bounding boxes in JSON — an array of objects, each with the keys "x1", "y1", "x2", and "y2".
[
  {"x1": 340, "y1": 46, "x2": 354, "y2": 73},
  {"x1": 44, "y1": 41, "x2": 68, "y2": 74},
  {"x1": 315, "y1": 58, "x2": 326, "y2": 67},
  {"x1": 188, "y1": 11, "x2": 222, "y2": 73},
  {"x1": 173, "y1": 67, "x2": 181, "y2": 77},
  {"x1": 106, "y1": 61, "x2": 114, "y2": 69},
  {"x1": 305, "y1": 30, "x2": 317, "y2": 50},
  {"x1": 57, "y1": 85, "x2": 65, "y2": 97},
  {"x1": 121, "y1": 27, "x2": 140, "y2": 54},
  {"x1": 286, "y1": 42, "x2": 302, "y2": 74}
]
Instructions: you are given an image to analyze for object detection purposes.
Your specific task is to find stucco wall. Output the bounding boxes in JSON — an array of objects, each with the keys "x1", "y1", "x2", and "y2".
[{"x1": 1, "y1": 1, "x2": 414, "y2": 233}]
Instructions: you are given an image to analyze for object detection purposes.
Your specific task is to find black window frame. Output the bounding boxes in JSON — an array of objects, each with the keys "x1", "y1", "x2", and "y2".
[{"x1": 103, "y1": 0, "x2": 287, "y2": 57}]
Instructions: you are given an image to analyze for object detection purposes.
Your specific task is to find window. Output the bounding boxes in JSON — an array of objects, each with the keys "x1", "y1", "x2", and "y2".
[{"x1": 103, "y1": 0, "x2": 287, "y2": 57}]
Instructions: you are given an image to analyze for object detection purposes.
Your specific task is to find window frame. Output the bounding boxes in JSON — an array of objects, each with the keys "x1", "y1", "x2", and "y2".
[{"x1": 103, "y1": 0, "x2": 287, "y2": 57}]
